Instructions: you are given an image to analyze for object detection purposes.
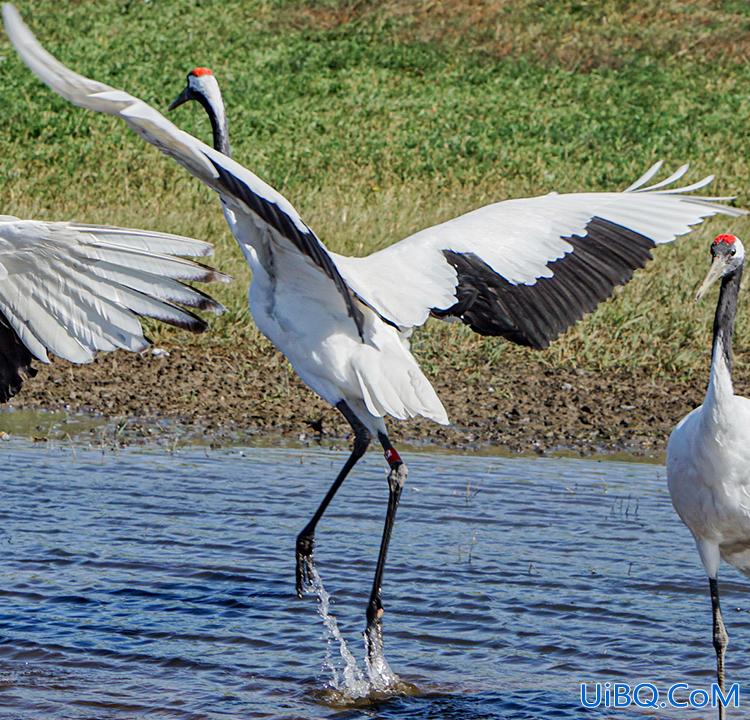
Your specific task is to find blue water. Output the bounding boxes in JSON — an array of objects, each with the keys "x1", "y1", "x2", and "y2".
[{"x1": 0, "y1": 439, "x2": 747, "y2": 719}]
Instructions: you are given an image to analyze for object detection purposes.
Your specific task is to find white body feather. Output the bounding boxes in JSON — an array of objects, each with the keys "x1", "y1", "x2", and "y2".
[{"x1": 667, "y1": 353, "x2": 750, "y2": 579}]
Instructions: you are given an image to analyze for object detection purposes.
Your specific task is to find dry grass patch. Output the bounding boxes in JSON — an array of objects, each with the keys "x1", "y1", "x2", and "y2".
[{"x1": 287, "y1": 0, "x2": 750, "y2": 69}]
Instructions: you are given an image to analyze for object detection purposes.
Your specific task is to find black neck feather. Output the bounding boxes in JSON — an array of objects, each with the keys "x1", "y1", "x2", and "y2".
[
  {"x1": 195, "y1": 93, "x2": 230, "y2": 157},
  {"x1": 713, "y1": 265, "x2": 743, "y2": 377}
]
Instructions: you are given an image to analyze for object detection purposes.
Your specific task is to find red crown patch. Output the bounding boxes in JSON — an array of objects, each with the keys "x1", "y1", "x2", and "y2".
[
  {"x1": 713, "y1": 233, "x2": 738, "y2": 245},
  {"x1": 190, "y1": 67, "x2": 213, "y2": 77}
]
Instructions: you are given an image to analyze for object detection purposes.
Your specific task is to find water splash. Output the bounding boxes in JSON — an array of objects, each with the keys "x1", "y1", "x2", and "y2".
[
  {"x1": 309, "y1": 566, "x2": 370, "y2": 698},
  {"x1": 364, "y1": 622, "x2": 399, "y2": 691},
  {"x1": 309, "y1": 566, "x2": 400, "y2": 701}
]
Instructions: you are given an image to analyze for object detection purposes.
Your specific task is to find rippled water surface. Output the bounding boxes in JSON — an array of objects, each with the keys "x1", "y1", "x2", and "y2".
[{"x1": 2, "y1": 439, "x2": 748, "y2": 719}]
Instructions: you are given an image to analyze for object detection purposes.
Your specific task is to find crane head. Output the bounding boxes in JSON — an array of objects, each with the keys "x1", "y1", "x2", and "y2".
[
  {"x1": 168, "y1": 67, "x2": 222, "y2": 113},
  {"x1": 695, "y1": 234, "x2": 745, "y2": 301}
]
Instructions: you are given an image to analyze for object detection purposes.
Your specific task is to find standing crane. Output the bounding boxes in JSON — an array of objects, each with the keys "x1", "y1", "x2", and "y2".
[
  {"x1": 667, "y1": 233, "x2": 749, "y2": 720},
  {"x1": 4, "y1": 3, "x2": 745, "y2": 661},
  {"x1": 0, "y1": 216, "x2": 226, "y2": 403}
]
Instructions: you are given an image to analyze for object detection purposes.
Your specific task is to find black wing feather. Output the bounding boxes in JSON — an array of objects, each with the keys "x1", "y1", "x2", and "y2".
[
  {"x1": 205, "y1": 156, "x2": 366, "y2": 340},
  {"x1": 436, "y1": 217, "x2": 655, "y2": 349},
  {"x1": 0, "y1": 310, "x2": 36, "y2": 403}
]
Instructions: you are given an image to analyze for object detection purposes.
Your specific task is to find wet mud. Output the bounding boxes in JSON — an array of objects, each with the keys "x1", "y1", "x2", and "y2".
[{"x1": 2, "y1": 341, "x2": 725, "y2": 456}]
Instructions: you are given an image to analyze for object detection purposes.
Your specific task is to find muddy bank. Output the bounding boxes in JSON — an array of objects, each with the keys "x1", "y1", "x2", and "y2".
[{"x1": 1, "y1": 341, "x2": 724, "y2": 456}]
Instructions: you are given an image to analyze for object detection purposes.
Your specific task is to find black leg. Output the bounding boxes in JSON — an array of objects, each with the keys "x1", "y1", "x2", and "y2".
[
  {"x1": 295, "y1": 401, "x2": 371, "y2": 597},
  {"x1": 709, "y1": 577, "x2": 729, "y2": 720},
  {"x1": 364, "y1": 432, "x2": 407, "y2": 659}
]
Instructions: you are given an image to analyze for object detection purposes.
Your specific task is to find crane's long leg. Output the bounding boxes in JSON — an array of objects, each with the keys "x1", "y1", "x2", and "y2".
[
  {"x1": 364, "y1": 432, "x2": 407, "y2": 659},
  {"x1": 709, "y1": 577, "x2": 729, "y2": 720},
  {"x1": 295, "y1": 401, "x2": 371, "y2": 597}
]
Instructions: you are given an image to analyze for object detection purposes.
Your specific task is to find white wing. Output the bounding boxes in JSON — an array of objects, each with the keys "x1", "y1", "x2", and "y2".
[
  {"x1": 5, "y1": 4, "x2": 745, "y2": 352},
  {"x1": 335, "y1": 166, "x2": 745, "y2": 347},
  {"x1": 0, "y1": 218, "x2": 228, "y2": 401},
  {"x1": 1, "y1": 3, "x2": 365, "y2": 339}
]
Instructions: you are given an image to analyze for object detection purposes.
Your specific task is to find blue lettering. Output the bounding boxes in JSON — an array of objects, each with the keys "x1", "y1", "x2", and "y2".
[
  {"x1": 633, "y1": 683, "x2": 658, "y2": 708},
  {"x1": 613, "y1": 683, "x2": 631, "y2": 707},
  {"x1": 690, "y1": 689, "x2": 709, "y2": 708},
  {"x1": 668, "y1": 683, "x2": 689, "y2": 708},
  {"x1": 580, "y1": 684, "x2": 602, "y2": 708},
  {"x1": 579, "y1": 680, "x2": 736, "y2": 710},
  {"x1": 713, "y1": 684, "x2": 740, "y2": 708}
]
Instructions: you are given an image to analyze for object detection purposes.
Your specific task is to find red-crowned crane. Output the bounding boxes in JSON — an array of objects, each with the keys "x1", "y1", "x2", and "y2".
[
  {"x1": 0, "y1": 216, "x2": 226, "y2": 403},
  {"x1": 4, "y1": 3, "x2": 745, "y2": 663},
  {"x1": 667, "y1": 233, "x2": 749, "y2": 720}
]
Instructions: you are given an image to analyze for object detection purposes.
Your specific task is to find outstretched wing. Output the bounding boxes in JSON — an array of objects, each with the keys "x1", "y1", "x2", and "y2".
[
  {"x1": 0, "y1": 218, "x2": 228, "y2": 401},
  {"x1": 2, "y1": 3, "x2": 365, "y2": 339},
  {"x1": 335, "y1": 162, "x2": 746, "y2": 348},
  {"x1": 6, "y1": 4, "x2": 744, "y2": 353}
]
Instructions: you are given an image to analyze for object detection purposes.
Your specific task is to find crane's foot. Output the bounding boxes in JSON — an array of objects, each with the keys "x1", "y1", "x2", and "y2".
[
  {"x1": 365, "y1": 597, "x2": 385, "y2": 661},
  {"x1": 295, "y1": 532, "x2": 315, "y2": 597},
  {"x1": 714, "y1": 620, "x2": 729, "y2": 720}
]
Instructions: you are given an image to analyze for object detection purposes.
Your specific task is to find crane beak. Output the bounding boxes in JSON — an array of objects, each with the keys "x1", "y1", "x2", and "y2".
[
  {"x1": 695, "y1": 256, "x2": 727, "y2": 302},
  {"x1": 168, "y1": 86, "x2": 191, "y2": 111}
]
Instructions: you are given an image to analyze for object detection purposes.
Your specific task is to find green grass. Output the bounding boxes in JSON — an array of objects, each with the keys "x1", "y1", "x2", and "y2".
[{"x1": 1, "y1": 0, "x2": 750, "y2": 379}]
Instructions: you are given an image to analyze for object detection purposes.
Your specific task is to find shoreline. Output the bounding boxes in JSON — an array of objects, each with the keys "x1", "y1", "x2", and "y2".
[
  {"x1": 1, "y1": 341, "x2": 720, "y2": 460},
  {"x1": 0, "y1": 406, "x2": 666, "y2": 466}
]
